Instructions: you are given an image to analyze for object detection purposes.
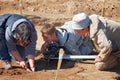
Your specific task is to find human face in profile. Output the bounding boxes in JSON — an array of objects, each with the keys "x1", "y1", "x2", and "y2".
[
  {"x1": 16, "y1": 40, "x2": 31, "y2": 47},
  {"x1": 42, "y1": 31, "x2": 58, "y2": 43},
  {"x1": 75, "y1": 27, "x2": 90, "y2": 37},
  {"x1": 41, "y1": 31, "x2": 53, "y2": 43}
]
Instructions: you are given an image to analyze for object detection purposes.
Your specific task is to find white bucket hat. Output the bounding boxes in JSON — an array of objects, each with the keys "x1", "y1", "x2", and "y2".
[{"x1": 71, "y1": 13, "x2": 91, "y2": 29}]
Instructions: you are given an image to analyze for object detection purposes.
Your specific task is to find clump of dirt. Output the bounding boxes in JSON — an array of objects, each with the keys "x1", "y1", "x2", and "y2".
[{"x1": 0, "y1": 68, "x2": 27, "y2": 76}]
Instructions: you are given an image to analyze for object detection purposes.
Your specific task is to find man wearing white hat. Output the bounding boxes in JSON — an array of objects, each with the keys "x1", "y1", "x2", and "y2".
[{"x1": 71, "y1": 12, "x2": 120, "y2": 70}]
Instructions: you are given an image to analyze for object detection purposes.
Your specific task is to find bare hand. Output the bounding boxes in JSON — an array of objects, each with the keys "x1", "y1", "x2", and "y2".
[
  {"x1": 28, "y1": 55, "x2": 35, "y2": 72},
  {"x1": 30, "y1": 66, "x2": 35, "y2": 72},
  {"x1": 41, "y1": 42, "x2": 48, "y2": 53},
  {"x1": 94, "y1": 55, "x2": 102, "y2": 63},
  {"x1": 19, "y1": 61, "x2": 28, "y2": 69}
]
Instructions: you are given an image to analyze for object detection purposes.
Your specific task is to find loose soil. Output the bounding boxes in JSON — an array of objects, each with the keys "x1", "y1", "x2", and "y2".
[{"x1": 0, "y1": 0, "x2": 120, "y2": 80}]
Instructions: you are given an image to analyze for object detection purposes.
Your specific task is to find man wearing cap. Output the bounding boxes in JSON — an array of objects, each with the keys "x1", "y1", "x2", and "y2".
[
  {"x1": 71, "y1": 12, "x2": 120, "y2": 70},
  {"x1": 0, "y1": 14, "x2": 37, "y2": 72}
]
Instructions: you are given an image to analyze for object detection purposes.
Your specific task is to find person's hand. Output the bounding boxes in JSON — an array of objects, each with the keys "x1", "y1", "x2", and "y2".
[
  {"x1": 27, "y1": 55, "x2": 35, "y2": 72},
  {"x1": 19, "y1": 61, "x2": 28, "y2": 69},
  {"x1": 29, "y1": 59, "x2": 35, "y2": 72},
  {"x1": 41, "y1": 42, "x2": 48, "y2": 54},
  {"x1": 94, "y1": 55, "x2": 102, "y2": 63}
]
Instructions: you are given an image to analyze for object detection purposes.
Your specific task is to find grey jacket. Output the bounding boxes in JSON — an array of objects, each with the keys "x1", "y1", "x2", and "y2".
[{"x1": 89, "y1": 14, "x2": 120, "y2": 61}]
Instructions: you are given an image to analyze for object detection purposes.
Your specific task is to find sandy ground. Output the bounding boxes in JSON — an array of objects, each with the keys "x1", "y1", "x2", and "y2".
[{"x1": 0, "y1": 0, "x2": 120, "y2": 80}]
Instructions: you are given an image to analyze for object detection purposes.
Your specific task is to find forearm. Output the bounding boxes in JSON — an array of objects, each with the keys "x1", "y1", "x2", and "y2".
[
  {"x1": 93, "y1": 29, "x2": 112, "y2": 61},
  {"x1": 98, "y1": 44, "x2": 112, "y2": 61},
  {"x1": 27, "y1": 55, "x2": 35, "y2": 64},
  {"x1": 11, "y1": 50, "x2": 24, "y2": 62}
]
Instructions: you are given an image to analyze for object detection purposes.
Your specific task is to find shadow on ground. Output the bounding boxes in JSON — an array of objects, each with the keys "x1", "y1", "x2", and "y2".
[{"x1": 35, "y1": 58, "x2": 75, "y2": 71}]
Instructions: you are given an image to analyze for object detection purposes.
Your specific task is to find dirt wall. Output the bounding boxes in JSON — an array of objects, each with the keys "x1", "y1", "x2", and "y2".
[{"x1": 1, "y1": 0, "x2": 120, "y2": 20}]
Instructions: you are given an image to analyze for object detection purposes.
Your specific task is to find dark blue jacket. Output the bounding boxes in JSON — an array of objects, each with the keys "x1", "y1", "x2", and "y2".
[{"x1": 0, "y1": 14, "x2": 37, "y2": 55}]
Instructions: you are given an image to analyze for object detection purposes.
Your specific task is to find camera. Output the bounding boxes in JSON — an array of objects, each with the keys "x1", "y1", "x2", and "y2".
[{"x1": 44, "y1": 42, "x2": 60, "y2": 60}]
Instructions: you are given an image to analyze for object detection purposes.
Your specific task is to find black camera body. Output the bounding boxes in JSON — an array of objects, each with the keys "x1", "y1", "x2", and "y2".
[{"x1": 44, "y1": 42, "x2": 60, "y2": 60}]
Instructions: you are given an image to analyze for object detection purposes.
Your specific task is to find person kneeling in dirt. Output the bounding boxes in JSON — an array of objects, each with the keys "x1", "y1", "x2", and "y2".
[
  {"x1": 0, "y1": 14, "x2": 37, "y2": 72},
  {"x1": 67, "y1": 12, "x2": 120, "y2": 71}
]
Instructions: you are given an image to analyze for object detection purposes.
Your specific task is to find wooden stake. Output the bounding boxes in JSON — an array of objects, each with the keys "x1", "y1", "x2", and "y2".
[
  {"x1": 19, "y1": 0, "x2": 23, "y2": 15},
  {"x1": 102, "y1": 0, "x2": 106, "y2": 17},
  {"x1": 55, "y1": 49, "x2": 64, "y2": 80}
]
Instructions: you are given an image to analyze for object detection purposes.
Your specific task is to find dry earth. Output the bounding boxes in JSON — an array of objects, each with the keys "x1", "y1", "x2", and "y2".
[{"x1": 0, "y1": 0, "x2": 120, "y2": 80}]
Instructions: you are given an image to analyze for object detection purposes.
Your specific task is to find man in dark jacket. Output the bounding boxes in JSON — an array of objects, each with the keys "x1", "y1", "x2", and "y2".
[{"x1": 0, "y1": 14, "x2": 37, "y2": 72}]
